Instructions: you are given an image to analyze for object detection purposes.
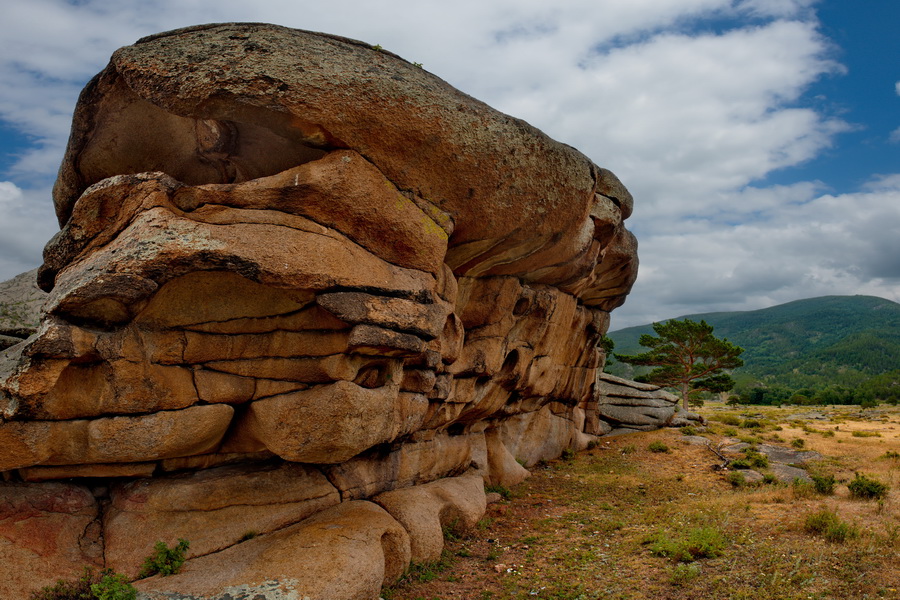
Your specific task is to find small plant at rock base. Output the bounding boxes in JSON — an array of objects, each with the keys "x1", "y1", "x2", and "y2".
[
  {"x1": 30, "y1": 567, "x2": 136, "y2": 600},
  {"x1": 804, "y1": 508, "x2": 859, "y2": 543},
  {"x1": 847, "y1": 473, "x2": 890, "y2": 500},
  {"x1": 91, "y1": 572, "x2": 137, "y2": 600},
  {"x1": 138, "y1": 538, "x2": 189, "y2": 578},
  {"x1": 485, "y1": 484, "x2": 512, "y2": 500},
  {"x1": 740, "y1": 448, "x2": 769, "y2": 468},
  {"x1": 680, "y1": 426, "x2": 698, "y2": 436},
  {"x1": 621, "y1": 444, "x2": 636, "y2": 455},
  {"x1": 239, "y1": 530, "x2": 258, "y2": 542},
  {"x1": 790, "y1": 438, "x2": 805, "y2": 449},
  {"x1": 561, "y1": 447, "x2": 576, "y2": 461},
  {"x1": 729, "y1": 458, "x2": 751, "y2": 470},
  {"x1": 726, "y1": 471, "x2": 746, "y2": 488},
  {"x1": 648, "y1": 441, "x2": 670, "y2": 453}
]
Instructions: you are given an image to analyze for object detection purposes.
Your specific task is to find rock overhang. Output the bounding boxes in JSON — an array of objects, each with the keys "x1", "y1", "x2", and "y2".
[{"x1": 50, "y1": 22, "x2": 635, "y2": 307}]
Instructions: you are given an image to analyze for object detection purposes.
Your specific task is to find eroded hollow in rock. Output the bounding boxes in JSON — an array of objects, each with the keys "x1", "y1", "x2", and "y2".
[{"x1": 72, "y1": 76, "x2": 329, "y2": 200}]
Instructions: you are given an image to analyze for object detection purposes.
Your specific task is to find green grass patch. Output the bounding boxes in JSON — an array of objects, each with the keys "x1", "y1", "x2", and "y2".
[
  {"x1": 645, "y1": 526, "x2": 727, "y2": 563},
  {"x1": 648, "y1": 441, "x2": 670, "y2": 453},
  {"x1": 804, "y1": 508, "x2": 859, "y2": 543}
]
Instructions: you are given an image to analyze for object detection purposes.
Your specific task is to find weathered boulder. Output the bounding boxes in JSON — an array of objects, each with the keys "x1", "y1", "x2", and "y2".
[
  {"x1": 597, "y1": 372, "x2": 705, "y2": 432},
  {"x1": 0, "y1": 22, "x2": 644, "y2": 599}
]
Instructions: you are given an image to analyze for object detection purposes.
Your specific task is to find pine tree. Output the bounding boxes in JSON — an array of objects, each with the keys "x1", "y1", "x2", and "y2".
[{"x1": 614, "y1": 319, "x2": 744, "y2": 409}]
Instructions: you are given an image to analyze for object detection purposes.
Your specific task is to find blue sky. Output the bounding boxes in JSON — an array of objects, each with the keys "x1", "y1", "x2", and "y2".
[{"x1": 0, "y1": 0, "x2": 898, "y2": 329}]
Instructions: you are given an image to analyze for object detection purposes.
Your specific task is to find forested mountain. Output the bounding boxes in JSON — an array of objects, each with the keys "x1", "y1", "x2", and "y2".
[{"x1": 606, "y1": 295, "x2": 900, "y2": 403}]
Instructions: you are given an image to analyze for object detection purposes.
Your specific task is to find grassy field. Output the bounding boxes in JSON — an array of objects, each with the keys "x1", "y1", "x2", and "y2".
[{"x1": 382, "y1": 403, "x2": 900, "y2": 600}]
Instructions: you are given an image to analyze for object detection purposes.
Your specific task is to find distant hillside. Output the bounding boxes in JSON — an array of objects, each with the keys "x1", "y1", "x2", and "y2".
[{"x1": 606, "y1": 295, "x2": 900, "y2": 393}]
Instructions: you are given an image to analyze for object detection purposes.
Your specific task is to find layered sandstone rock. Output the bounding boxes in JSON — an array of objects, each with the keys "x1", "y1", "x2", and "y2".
[
  {"x1": 597, "y1": 372, "x2": 705, "y2": 433},
  {"x1": 0, "y1": 23, "x2": 641, "y2": 599}
]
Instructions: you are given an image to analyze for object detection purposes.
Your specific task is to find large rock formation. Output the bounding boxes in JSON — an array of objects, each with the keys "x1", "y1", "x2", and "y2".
[{"x1": 0, "y1": 23, "x2": 639, "y2": 599}]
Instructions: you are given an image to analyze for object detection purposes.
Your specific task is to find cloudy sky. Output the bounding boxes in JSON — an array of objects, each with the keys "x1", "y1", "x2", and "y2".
[{"x1": 1, "y1": 0, "x2": 898, "y2": 329}]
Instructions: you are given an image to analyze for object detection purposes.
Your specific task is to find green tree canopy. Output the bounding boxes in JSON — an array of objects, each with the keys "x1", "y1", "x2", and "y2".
[{"x1": 614, "y1": 318, "x2": 744, "y2": 409}]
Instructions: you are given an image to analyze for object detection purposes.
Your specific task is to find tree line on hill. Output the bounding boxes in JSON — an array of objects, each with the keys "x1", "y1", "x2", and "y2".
[{"x1": 606, "y1": 295, "x2": 900, "y2": 408}]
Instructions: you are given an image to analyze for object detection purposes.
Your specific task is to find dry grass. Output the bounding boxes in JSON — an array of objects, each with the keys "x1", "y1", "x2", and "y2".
[{"x1": 382, "y1": 403, "x2": 900, "y2": 600}]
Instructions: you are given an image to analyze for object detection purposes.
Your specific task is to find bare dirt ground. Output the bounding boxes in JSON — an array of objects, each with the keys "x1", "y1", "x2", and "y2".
[{"x1": 382, "y1": 403, "x2": 900, "y2": 600}]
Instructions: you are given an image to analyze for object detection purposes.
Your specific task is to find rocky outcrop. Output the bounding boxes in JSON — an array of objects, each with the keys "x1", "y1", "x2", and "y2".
[
  {"x1": 0, "y1": 268, "x2": 45, "y2": 350},
  {"x1": 0, "y1": 23, "x2": 641, "y2": 599},
  {"x1": 597, "y1": 373, "x2": 705, "y2": 434}
]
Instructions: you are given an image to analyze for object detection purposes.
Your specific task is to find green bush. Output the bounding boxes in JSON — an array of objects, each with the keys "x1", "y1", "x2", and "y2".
[
  {"x1": 847, "y1": 473, "x2": 890, "y2": 500},
  {"x1": 742, "y1": 449, "x2": 769, "y2": 468},
  {"x1": 138, "y1": 539, "x2": 190, "y2": 578},
  {"x1": 30, "y1": 567, "x2": 136, "y2": 600},
  {"x1": 679, "y1": 426, "x2": 698, "y2": 436},
  {"x1": 791, "y1": 438, "x2": 805, "y2": 449},
  {"x1": 91, "y1": 573, "x2": 137, "y2": 600},
  {"x1": 804, "y1": 508, "x2": 859, "y2": 543},
  {"x1": 728, "y1": 458, "x2": 751, "y2": 470},
  {"x1": 810, "y1": 474, "x2": 836, "y2": 495},
  {"x1": 648, "y1": 441, "x2": 670, "y2": 453}
]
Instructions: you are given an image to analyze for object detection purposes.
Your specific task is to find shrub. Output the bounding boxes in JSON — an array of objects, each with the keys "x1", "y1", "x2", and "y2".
[
  {"x1": 847, "y1": 473, "x2": 890, "y2": 500},
  {"x1": 742, "y1": 449, "x2": 769, "y2": 468},
  {"x1": 804, "y1": 508, "x2": 859, "y2": 543},
  {"x1": 91, "y1": 573, "x2": 137, "y2": 600},
  {"x1": 621, "y1": 444, "x2": 636, "y2": 455},
  {"x1": 881, "y1": 451, "x2": 900, "y2": 460},
  {"x1": 791, "y1": 438, "x2": 805, "y2": 449},
  {"x1": 728, "y1": 458, "x2": 751, "y2": 470},
  {"x1": 715, "y1": 415, "x2": 741, "y2": 427},
  {"x1": 138, "y1": 539, "x2": 189, "y2": 578},
  {"x1": 852, "y1": 431, "x2": 881, "y2": 438},
  {"x1": 811, "y1": 474, "x2": 836, "y2": 495},
  {"x1": 680, "y1": 426, "x2": 698, "y2": 436},
  {"x1": 648, "y1": 441, "x2": 670, "y2": 453},
  {"x1": 30, "y1": 567, "x2": 136, "y2": 600},
  {"x1": 561, "y1": 448, "x2": 576, "y2": 461}
]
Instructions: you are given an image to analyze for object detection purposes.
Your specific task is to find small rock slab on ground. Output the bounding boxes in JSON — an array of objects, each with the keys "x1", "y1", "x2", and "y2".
[
  {"x1": 679, "y1": 435, "x2": 711, "y2": 446},
  {"x1": 769, "y1": 463, "x2": 812, "y2": 484},
  {"x1": 721, "y1": 443, "x2": 821, "y2": 465},
  {"x1": 786, "y1": 412, "x2": 828, "y2": 421}
]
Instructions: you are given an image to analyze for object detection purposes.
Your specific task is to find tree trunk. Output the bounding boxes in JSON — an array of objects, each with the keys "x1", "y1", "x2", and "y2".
[{"x1": 681, "y1": 382, "x2": 690, "y2": 411}]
